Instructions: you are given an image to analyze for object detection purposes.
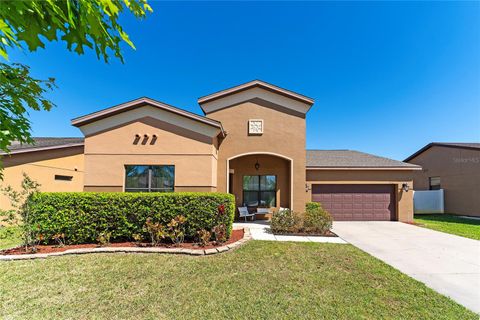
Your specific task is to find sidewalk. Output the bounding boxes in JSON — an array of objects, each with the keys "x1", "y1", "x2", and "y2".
[{"x1": 233, "y1": 221, "x2": 347, "y2": 243}]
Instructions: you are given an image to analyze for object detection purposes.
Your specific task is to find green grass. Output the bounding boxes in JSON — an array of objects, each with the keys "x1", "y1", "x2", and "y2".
[
  {"x1": 414, "y1": 214, "x2": 480, "y2": 240},
  {"x1": 0, "y1": 226, "x2": 22, "y2": 250},
  {"x1": 0, "y1": 241, "x2": 476, "y2": 319}
]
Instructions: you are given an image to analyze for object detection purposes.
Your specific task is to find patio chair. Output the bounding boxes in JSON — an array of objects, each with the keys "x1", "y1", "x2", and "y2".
[{"x1": 238, "y1": 207, "x2": 255, "y2": 221}]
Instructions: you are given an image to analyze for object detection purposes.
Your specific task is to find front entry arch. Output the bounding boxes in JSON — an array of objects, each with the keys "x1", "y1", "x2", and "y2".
[{"x1": 226, "y1": 152, "x2": 293, "y2": 210}]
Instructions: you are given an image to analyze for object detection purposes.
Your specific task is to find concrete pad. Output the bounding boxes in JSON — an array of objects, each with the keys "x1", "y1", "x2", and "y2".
[
  {"x1": 332, "y1": 221, "x2": 480, "y2": 313},
  {"x1": 232, "y1": 222, "x2": 347, "y2": 244},
  {"x1": 274, "y1": 235, "x2": 311, "y2": 242},
  {"x1": 307, "y1": 236, "x2": 347, "y2": 244}
]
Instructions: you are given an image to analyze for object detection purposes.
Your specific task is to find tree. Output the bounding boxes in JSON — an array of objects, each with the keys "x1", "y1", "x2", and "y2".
[{"x1": 0, "y1": 0, "x2": 152, "y2": 156}]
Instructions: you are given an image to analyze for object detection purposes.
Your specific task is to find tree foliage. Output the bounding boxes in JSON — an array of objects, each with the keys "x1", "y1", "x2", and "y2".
[
  {"x1": 0, "y1": 0, "x2": 152, "y2": 158},
  {"x1": 0, "y1": 63, "x2": 56, "y2": 153},
  {"x1": 0, "y1": 0, "x2": 152, "y2": 62}
]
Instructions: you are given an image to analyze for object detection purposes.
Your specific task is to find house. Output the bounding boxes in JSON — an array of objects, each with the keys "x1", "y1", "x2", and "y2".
[
  {"x1": 405, "y1": 143, "x2": 480, "y2": 217},
  {"x1": 0, "y1": 80, "x2": 421, "y2": 221}
]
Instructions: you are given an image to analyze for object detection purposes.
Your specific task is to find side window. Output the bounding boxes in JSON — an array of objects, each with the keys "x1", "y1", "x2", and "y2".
[{"x1": 429, "y1": 177, "x2": 441, "y2": 190}]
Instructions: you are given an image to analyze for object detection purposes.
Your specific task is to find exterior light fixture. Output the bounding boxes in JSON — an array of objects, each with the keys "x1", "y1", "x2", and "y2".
[
  {"x1": 254, "y1": 159, "x2": 260, "y2": 171},
  {"x1": 305, "y1": 183, "x2": 311, "y2": 192},
  {"x1": 402, "y1": 183, "x2": 409, "y2": 192}
]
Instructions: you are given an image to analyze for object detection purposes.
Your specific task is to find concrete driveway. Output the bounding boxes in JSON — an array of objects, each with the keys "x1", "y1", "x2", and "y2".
[{"x1": 332, "y1": 221, "x2": 480, "y2": 313}]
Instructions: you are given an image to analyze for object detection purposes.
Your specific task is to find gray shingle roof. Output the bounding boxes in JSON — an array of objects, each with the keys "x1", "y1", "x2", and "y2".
[
  {"x1": 2, "y1": 137, "x2": 84, "y2": 155},
  {"x1": 405, "y1": 142, "x2": 480, "y2": 162},
  {"x1": 307, "y1": 150, "x2": 420, "y2": 169}
]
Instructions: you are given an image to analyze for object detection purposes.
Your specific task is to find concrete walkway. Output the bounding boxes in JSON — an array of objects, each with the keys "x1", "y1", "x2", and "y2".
[
  {"x1": 233, "y1": 221, "x2": 347, "y2": 243},
  {"x1": 332, "y1": 221, "x2": 480, "y2": 313}
]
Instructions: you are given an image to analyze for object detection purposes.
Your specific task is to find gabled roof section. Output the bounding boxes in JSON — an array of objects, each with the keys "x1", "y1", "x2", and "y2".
[
  {"x1": 198, "y1": 80, "x2": 315, "y2": 115},
  {"x1": 404, "y1": 142, "x2": 480, "y2": 162},
  {"x1": 307, "y1": 150, "x2": 421, "y2": 170},
  {"x1": 71, "y1": 97, "x2": 225, "y2": 137},
  {"x1": 1, "y1": 137, "x2": 84, "y2": 155}
]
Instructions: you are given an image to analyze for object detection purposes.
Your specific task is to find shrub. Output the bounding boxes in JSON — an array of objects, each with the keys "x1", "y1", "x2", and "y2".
[
  {"x1": 96, "y1": 231, "x2": 111, "y2": 246},
  {"x1": 1, "y1": 173, "x2": 41, "y2": 251},
  {"x1": 26, "y1": 192, "x2": 235, "y2": 245},
  {"x1": 270, "y1": 204, "x2": 332, "y2": 235},
  {"x1": 303, "y1": 202, "x2": 332, "y2": 234},
  {"x1": 51, "y1": 233, "x2": 65, "y2": 247},
  {"x1": 144, "y1": 218, "x2": 166, "y2": 246},
  {"x1": 212, "y1": 224, "x2": 227, "y2": 244},
  {"x1": 305, "y1": 202, "x2": 322, "y2": 212},
  {"x1": 165, "y1": 215, "x2": 186, "y2": 245},
  {"x1": 196, "y1": 229, "x2": 211, "y2": 247},
  {"x1": 270, "y1": 209, "x2": 301, "y2": 234}
]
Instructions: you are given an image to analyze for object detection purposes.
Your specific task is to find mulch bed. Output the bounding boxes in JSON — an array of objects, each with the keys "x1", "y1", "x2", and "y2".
[
  {"x1": 273, "y1": 230, "x2": 338, "y2": 237},
  {"x1": 1, "y1": 229, "x2": 244, "y2": 256},
  {"x1": 404, "y1": 221, "x2": 424, "y2": 226}
]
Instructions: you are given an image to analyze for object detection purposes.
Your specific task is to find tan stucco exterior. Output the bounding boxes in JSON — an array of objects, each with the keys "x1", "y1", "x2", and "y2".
[
  {"x1": 306, "y1": 169, "x2": 415, "y2": 222},
  {"x1": 407, "y1": 145, "x2": 480, "y2": 217},
  {"x1": 2, "y1": 81, "x2": 419, "y2": 222},
  {"x1": 229, "y1": 154, "x2": 291, "y2": 209},
  {"x1": 83, "y1": 116, "x2": 218, "y2": 191},
  {"x1": 0, "y1": 147, "x2": 84, "y2": 210},
  {"x1": 205, "y1": 100, "x2": 307, "y2": 212}
]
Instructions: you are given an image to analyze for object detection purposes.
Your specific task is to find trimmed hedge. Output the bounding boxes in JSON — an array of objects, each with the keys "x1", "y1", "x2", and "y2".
[{"x1": 27, "y1": 192, "x2": 235, "y2": 244}]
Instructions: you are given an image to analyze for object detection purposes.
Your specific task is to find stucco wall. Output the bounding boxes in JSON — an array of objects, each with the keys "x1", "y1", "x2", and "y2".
[
  {"x1": 229, "y1": 154, "x2": 290, "y2": 208},
  {"x1": 206, "y1": 101, "x2": 307, "y2": 212},
  {"x1": 83, "y1": 117, "x2": 218, "y2": 191},
  {"x1": 306, "y1": 169, "x2": 415, "y2": 222},
  {"x1": 0, "y1": 147, "x2": 84, "y2": 210},
  {"x1": 408, "y1": 146, "x2": 480, "y2": 216}
]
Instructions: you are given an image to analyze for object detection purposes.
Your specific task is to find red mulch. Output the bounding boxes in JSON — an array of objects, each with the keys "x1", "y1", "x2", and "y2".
[
  {"x1": 1, "y1": 229, "x2": 244, "y2": 256},
  {"x1": 404, "y1": 221, "x2": 423, "y2": 226}
]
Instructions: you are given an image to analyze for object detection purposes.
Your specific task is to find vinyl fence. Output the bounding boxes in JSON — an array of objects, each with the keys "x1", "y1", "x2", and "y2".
[{"x1": 413, "y1": 189, "x2": 444, "y2": 214}]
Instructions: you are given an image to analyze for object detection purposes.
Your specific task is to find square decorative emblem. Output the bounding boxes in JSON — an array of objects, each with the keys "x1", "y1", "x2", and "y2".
[{"x1": 248, "y1": 119, "x2": 264, "y2": 135}]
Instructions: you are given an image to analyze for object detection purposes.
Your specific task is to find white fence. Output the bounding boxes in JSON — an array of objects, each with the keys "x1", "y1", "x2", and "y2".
[{"x1": 413, "y1": 189, "x2": 444, "y2": 214}]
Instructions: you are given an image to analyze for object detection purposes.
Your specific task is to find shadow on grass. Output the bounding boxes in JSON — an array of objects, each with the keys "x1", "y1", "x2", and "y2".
[{"x1": 415, "y1": 214, "x2": 480, "y2": 226}]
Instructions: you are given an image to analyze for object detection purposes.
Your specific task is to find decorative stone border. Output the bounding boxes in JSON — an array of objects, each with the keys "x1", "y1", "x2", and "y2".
[{"x1": 0, "y1": 228, "x2": 252, "y2": 261}]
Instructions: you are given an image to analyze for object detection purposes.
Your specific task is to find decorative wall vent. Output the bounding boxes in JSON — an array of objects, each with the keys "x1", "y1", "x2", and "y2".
[{"x1": 248, "y1": 119, "x2": 264, "y2": 135}]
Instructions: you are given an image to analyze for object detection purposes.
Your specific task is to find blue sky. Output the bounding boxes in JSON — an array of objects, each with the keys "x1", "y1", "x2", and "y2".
[{"x1": 8, "y1": 1, "x2": 480, "y2": 160}]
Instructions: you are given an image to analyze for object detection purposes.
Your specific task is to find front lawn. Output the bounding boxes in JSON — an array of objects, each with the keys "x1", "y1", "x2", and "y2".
[
  {"x1": 0, "y1": 241, "x2": 475, "y2": 319},
  {"x1": 414, "y1": 214, "x2": 480, "y2": 240}
]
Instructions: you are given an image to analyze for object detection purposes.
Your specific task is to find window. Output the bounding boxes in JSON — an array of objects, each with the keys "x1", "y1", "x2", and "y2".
[
  {"x1": 242, "y1": 175, "x2": 276, "y2": 207},
  {"x1": 55, "y1": 175, "x2": 73, "y2": 181},
  {"x1": 429, "y1": 177, "x2": 441, "y2": 190},
  {"x1": 125, "y1": 165, "x2": 174, "y2": 192}
]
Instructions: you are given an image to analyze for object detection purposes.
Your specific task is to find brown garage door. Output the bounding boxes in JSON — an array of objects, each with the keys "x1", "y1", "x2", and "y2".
[{"x1": 312, "y1": 184, "x2": 395, "y2": 221}]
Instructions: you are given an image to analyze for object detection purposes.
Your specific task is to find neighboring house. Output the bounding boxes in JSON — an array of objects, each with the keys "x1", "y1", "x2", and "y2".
[
  {"x1": 405, "y1": 143, "x2": 480, "y2": 217},
  {"x1": 0, "y1": 80, "x2": 421, "y2": 221}
]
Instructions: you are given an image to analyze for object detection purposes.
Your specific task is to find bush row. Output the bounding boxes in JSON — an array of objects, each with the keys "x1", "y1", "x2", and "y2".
[
  {"x1": 26, "y1": 192, "x2": 235, "y2": 244},
  {"x1": 270, "y1": 202, "x2": 332, "y2": 235}
]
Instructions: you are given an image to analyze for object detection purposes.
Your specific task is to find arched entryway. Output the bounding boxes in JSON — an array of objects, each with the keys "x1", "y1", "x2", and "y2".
[{"x1": 227, "y1": 152, "x2": 293, "y2": 217}]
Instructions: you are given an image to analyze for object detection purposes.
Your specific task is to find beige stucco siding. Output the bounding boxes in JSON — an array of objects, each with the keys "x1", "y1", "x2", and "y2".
[
  {"x1": 207, "y1": 101, "x2": 307, "y2": 212},
  {"x1": 83, "y1": 117, "x2": 218, "y2": 191},
  {"x1": 408, "y1": 146, "x2": 480, "y2": 216},
  {"x1": 229, "y1": 154, "x2": 290, "y2": 208},
  {"x1": 0, "y1": 147, "x2": 84, "y2": 210},
  {"x1": 306, "y1": 169, "x2": 415, "y2": 222}
]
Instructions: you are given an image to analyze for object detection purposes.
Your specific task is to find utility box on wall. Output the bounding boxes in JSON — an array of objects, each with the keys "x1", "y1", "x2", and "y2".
[{"x1": 413, "y1": 189, "x2": 445, "y2": 214}]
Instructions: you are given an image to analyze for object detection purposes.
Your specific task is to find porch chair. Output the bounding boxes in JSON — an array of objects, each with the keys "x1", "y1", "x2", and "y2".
[{"x1": 238, "y1": 207, "x2": 255, "y2": 222}]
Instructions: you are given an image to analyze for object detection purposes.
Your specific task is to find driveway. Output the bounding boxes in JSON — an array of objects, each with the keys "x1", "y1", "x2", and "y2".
[{"x1": 332, "y1": 221, "x2": 480, "y2": 313}]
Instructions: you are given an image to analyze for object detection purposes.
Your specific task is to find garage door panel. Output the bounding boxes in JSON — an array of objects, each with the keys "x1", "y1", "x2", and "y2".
[{"x1": 312, "y1": 184, "x2": 395, "y2": 221}]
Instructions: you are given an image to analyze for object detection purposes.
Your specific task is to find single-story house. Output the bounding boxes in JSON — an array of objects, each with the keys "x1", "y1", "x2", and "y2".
[
  {"x1": 0, "y1": 80, "x2": 421, "y2": 221},
  {"x1": 405, "y1": 142, "x2": 480, "y2": 217}
]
